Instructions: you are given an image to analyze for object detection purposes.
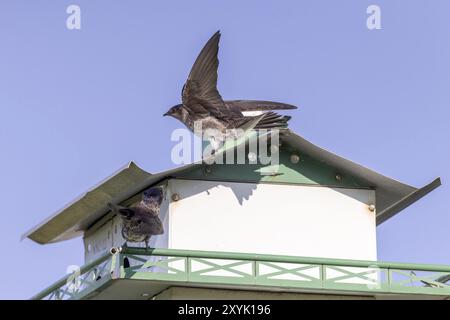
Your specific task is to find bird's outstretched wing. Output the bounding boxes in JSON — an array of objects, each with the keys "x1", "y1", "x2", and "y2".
[
  {"x1": 182, "y1": 31, "x2": 231, "y2": 117},
  {"x1": 107, "y1": 203, "x2": 135, "y2": 219},
  {"x1": 225, "y1": 100, "x2": 297, "y2": 112}
]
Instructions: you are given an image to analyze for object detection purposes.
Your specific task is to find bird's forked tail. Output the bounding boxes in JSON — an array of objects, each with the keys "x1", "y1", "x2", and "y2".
[{"x1": 254, "y1": 112, "x2": 292, "y2": 130}]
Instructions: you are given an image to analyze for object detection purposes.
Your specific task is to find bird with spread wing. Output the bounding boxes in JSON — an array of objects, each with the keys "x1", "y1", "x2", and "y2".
[{"x1": 164, "y1": 31, "x2": 297, "y2": 151}]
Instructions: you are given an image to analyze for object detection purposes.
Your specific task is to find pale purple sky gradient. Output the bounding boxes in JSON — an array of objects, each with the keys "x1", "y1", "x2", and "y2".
[{"x1": 0, "y1": 0, "x2": 449, "y2": 299}]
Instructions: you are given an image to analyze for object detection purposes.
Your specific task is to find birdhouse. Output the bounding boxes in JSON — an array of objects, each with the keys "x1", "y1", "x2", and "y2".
[
  {"x1": 25, "y1": 131, "x2": 450, "y2": 300},
  {"x1": 24, "y1": 131, "x2": 440, "y2": 264}
]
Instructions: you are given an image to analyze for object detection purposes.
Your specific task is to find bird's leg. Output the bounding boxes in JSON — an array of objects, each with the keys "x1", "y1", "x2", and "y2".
[
  {"x1": 144, "y1": 239, "x2": 149, "y2": 251},
  {"x1": 122, "y1": 241, "x2": 128, "y2": 248}
]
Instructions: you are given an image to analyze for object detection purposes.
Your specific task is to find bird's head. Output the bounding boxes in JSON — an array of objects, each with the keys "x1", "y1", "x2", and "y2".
[
  {"x1": 142, "y1": 186, "x2": 164, "y2": 206},
  {"x1": 163, "y1": 104, "x2": 184, "y2": 120}
]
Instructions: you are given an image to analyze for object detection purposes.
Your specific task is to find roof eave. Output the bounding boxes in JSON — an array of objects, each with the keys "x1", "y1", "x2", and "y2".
[{"x1": 376, "y1": 177, "x2": 441, "y2": 225}]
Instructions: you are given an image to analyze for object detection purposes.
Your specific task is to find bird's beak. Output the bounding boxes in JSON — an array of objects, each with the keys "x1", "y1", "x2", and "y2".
[{"x1": 163, "y1": 112, "x2": 169, "y2": 117}]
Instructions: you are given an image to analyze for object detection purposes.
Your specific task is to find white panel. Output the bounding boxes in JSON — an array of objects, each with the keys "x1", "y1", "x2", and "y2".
[
  {"x1": 83, "y1": 220, "x2": 113, "y2": 263},
  {"x1": 168, "y1": 179, "x2": 376, "y2": 261}
]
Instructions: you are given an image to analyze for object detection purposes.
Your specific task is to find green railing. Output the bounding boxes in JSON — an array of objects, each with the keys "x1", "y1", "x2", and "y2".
[{"x1": 32, "y1": 247, "x2": 450, "y2": 300}]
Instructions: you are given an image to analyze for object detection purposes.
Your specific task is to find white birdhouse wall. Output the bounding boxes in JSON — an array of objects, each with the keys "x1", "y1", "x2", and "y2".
[{"x1": 167, "y1": 179, "x2": 377, "y2": 261}]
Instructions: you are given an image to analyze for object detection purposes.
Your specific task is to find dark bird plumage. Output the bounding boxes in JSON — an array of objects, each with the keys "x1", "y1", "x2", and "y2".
[
  {"x1": 107, "y1": 187, "x2": 165, "y2": 248},
  {"x1": 164, "y1": 31, "x2": 297, "y2": 150}
]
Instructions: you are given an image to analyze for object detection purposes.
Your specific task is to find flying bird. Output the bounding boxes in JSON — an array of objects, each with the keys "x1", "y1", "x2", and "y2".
[
  {"x1": 164, "y1": 30, "x2": 297, "y2": 151},
  {"x1": 107, "y1": 186, "x2": 165, "y2": 249}
]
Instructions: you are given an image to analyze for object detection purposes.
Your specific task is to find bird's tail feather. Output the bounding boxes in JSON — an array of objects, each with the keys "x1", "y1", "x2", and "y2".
[
  {"x1": 238, "y1": 113, "x2": 267, "y2": 133},
  {"x1": 254, "y1": 112, "x2": 291, "y2": 130}
]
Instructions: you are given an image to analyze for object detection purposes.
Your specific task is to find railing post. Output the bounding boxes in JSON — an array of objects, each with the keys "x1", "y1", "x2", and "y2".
[
  {"x1": 110, "y1": 252, "x2": 121, "y2": 279},
  {"x1": 320, "y1": 264, "x2": 326, "y2": 288},
  {"x1": 185, "y1": 256, "x2": 191, "y2": 281},
  {"x1": 253, "y1": 260, "x2": 259, "y2": 285},
  {"x1": 387, "y1": 268, "x2": 392, "y2": 292}
]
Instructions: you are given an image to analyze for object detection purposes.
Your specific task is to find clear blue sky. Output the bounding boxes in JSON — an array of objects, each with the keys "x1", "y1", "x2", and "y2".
[{"x1": 0, "y1": 0, "x2": 449, "y2": 299}]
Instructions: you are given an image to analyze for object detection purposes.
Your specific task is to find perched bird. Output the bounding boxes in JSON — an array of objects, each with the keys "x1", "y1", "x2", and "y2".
[
  {"x1": 107, "y1": 186, "x2": 165, "y2": 249},
  {"x1": 164, "y1": 30, "x2": 297, "y2": 151}
]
